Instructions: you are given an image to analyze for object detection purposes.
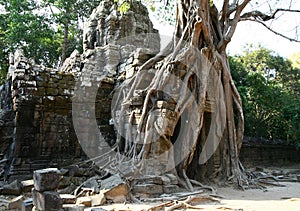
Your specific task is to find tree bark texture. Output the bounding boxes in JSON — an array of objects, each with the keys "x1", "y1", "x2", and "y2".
[
  {"x1": 62, "y1": 22, "x2": 69, "y2": 64},
  {"x1": 111, "y1": 0, "x2": 251, "y2": 189}
]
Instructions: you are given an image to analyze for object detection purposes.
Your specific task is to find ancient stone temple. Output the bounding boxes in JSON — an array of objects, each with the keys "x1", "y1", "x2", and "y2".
[{"x1": 0, "y1": 0, "x2": 160, "y2": 181}]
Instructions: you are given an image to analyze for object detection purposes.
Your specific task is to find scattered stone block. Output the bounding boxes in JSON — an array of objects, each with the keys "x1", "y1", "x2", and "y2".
[
  {"x1": 89, "y1": 193, "x2": 106, "y2": 206},
  {"x1": 133, "y1": 184, "x2": 163, "y2": 195},
  {"x1": 58, "y1": 183, "x2": 77, "y2": 195},
  {"x1": 21, "y1": 179, "x2": 34, "y2": 193},
  {"x1": 78, "y1": 176, "x2": 100, "y2": 193},
  {"x1": 76, "y1": 196, "x2": 92, "y2": 207},
  {"x1": 63, "y1": 204, "x2": 85, "y2": 211},
  {"x1": 60, "y1": 194, "x2": 76, "y2": 204},
  {"x1": 32, "y1": 189, "x2": 62, "y2": 211},
  {"x1": 161, "y1": 176, "x2": 171, "y2": 185},
  {"x1": 135, "y1": 175, "x2": 163, "y2": 185},
  {"x1": 33, "y1": 168, "x2": 61, "y2": 191},
  {"x1": 100, "y1": 174, "x2": 128, "y2": 203},
  {"x1": 68, "y1": 165, "x2": 84, "y2": 177},
  {"x1": 8, "y1": 195, "x2": 24, "y2": 210},
  {"x1": 163, "y1": 185, "x2": 180, "y2": 194},
  {"x1": 2, "y1": 180, "x2": 22, "y2": 195},
  {"x1": 58, "y1": 176, "x2": 72, "y2": 189},
  {"x1": 165, "y1": 173, "x2": 178, "y2": 185}
]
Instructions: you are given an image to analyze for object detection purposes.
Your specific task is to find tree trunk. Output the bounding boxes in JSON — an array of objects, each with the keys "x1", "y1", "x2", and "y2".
[
  {"x1": 111, "y1": 0, "x2": 249, "y2": 189},
  {"x1": 61, "y1": 22, "x2": 69, "y2": 64}
]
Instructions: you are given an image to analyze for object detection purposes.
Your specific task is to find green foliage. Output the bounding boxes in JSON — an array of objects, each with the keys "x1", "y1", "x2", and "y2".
[
  {"x1": 116, "y1": 0, "x2": 130, "y2": 14},
  {"x1": 0, "y1": 0, "x2": 100, "y2": 84},
  {"x1": 0, "y1": 0, "x2": 60, "y2": 83},
  {"x1": 290, "y1": 52, "x2": 300, "y2": 69},
  {"x1": 230, "y1": 45, "x2": 300, "y2": 145},
  {"x1": 42, "y1": 0, "x2": 100, "y2": 62}
]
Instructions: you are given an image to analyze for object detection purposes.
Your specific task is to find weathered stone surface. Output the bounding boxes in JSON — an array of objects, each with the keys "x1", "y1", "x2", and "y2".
[
  {"x1": 76, "y1": 176, "x2": 100, "y2": 194},
  {"x1": 68, "y1": 165, "x2": 85, "y2": 177},
  {"x1": 297, "y1": 174, "x2": 300, "y2": 182},
  {"x1": 21, "y1": 179, "x2": 34, "y2": 193},
  {"x1": 2, "y1": 180, "x2": 22, "y2": 195},
  {"x1": 165, "y1": 174, "x2": 178, "y2": 185},
  {"x1": 32, "y1": 189, "x2": 62, "y2": 211},
  {"x1": 134, "y1": 175, "x2": 163, "y2": 185},
  {"x1": 76, "y1": 196, "x2": 92, "y2": 207},
  {"x1": 100, "y1": 175, "x2": 128, "y2": 203},
  {"x1": 89, "y1": 193, "x2": 106, "y2": 206},
  {"x1": 58, "y1": 184, "x2": 77, "y2": 195},
  {"x1": 33, "y1": 168, "x2": 61, "y2": 192},
  {"x1": 8, "y1": 195, "x2": 24, "y2": 210},
  {"x1": 163, "y1": 185, "x2": 180, "y2": 194},
  {"x1": 133, "y1": 184, "x2": 163, "y2": 196}
]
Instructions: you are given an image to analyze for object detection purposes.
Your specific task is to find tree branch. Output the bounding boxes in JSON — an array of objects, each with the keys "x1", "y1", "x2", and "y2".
[
  {"x1": 240, "y1": 18, "x2": 300, "y2": 43},
  {"x1": 218, "y1": 0, "x2": 251, "y2": 51},
  {"x1": 220, "y1": 0, "x2": 229, "y2": 23},
  {"x1": 241, "y1": 8, "x2": 300, "y2": 21}
]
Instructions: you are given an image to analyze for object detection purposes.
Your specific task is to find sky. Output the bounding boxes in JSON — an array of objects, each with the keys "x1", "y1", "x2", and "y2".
[{"x1": 150, "y1": 0, "x2": 300, "y2": 58}]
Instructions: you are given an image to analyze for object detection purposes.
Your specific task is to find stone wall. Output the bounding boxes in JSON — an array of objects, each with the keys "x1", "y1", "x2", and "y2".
[
  {"x1": 0, "y1": 80, "x2": 15, "y2": 178},
  {"x1": 0, "y1": 0, "x2": 160, "y2": 181},
  {"x1": 240, "y1": 143, "x2": 300, "y2": 167},
  {"x1": 4, "y1": 51, "x2": 83, "y2": 180}
]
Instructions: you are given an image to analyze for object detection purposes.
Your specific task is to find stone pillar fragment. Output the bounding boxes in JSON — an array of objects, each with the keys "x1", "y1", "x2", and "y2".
[
  {"x1": 32, "y1": 168, "x2": 62, "y2": 210},
  {"x1": 32, "y1": 189, "x2": 62, "y2": 211},
  {"x1": 33, "y1": 168, "x2": 61, "y2": 192}
]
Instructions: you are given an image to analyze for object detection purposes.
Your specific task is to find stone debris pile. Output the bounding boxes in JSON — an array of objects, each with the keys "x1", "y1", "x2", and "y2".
[{"x1": 2, "y1": 167, "x2": 182, "y2": 210}]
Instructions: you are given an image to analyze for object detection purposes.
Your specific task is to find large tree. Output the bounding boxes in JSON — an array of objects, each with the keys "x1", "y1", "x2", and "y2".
[
  {"x1": 230, "y1": 46, "x2": 300, "y2": 144},
  {"x1": 110, "y1": 0, "x2": 300, "y2": 189},
  {"x1": 0, "y1": 0, "x2": 100, "y2": 80},
  {"x1": 0, "y1": 0, "x2": 60, "y2": 74},
  {"x1": 42, "y1": 0, "x2": 100, "y2": 63}
]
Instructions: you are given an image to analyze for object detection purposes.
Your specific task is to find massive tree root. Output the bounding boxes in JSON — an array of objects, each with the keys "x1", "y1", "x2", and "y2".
[{"x1": 108, "y1": 0, "x2": 251, "y2": 190}]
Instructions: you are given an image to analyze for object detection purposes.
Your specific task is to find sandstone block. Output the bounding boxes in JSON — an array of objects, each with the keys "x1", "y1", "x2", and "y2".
[
  {"x1": 165, "y1": 173, "x2": 178, "y2": 185},
  {"x1": 8, "y1": 195, "x2": 24, "y2": 210},
  {"x1": 100, "y1": 174, "x2": 128, "y2": 203},
  {"x1": 32, "y1": 189, "x2": 62, "y2": 211},
  {"x1": 133, "y1": 184, "x2": 163, "y2": 195},
  {"x1": 89, "y1": 193, "x2": 106, "y2": 206},
  {"x1": 135, "y1": 175, "x2": 163, "y2": 185},
  {"x1": 21, "y1": 179, "x2": 34, "y2": 193},
  {"x1": 33, "y1": 168, "x2": 61, "y2": 191},
  {"x1": 163, "y1": 185, "x2": 180, "y2": 194},
  {"x1": 76, "y1": 196, "x2": 92, "y2": 207},
  {"x1": 2, "y1": 180, "x2": 22, "y2": 195}
]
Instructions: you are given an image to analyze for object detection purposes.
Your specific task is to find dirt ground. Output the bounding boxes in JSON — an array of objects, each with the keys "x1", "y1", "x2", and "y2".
[
  {"x1": 89, "y1": 165, "x2": 300, "y2": 211},
  {"x1": 2, "y1": 165, "x2": 300, "y2": 211},
  {"x1": 85, "y1": 182, "x2": 300, "y2": 211}
]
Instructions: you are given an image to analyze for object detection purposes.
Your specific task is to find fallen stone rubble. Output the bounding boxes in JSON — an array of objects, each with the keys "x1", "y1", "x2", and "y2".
[
  {"x1": 0, "y1": 164, "x2": 183, "y2": 210},
  {"x1": 0, "y1": 165, "x2": 299, "y2": 210}
]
